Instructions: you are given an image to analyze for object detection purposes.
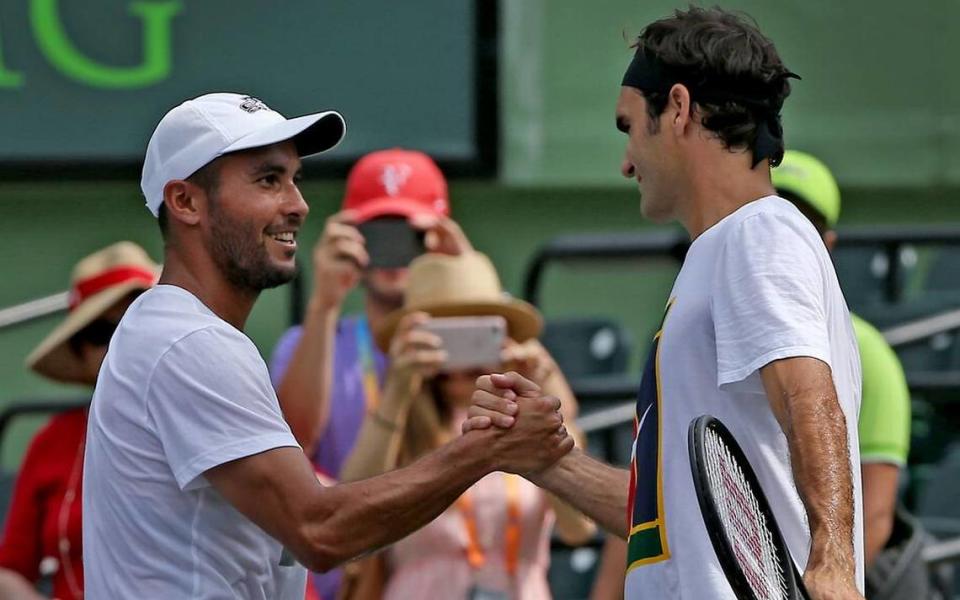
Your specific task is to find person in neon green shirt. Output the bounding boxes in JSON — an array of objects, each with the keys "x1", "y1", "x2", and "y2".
[{"x1": 773, "y1": 150, "x2": 911, "y2": 567}]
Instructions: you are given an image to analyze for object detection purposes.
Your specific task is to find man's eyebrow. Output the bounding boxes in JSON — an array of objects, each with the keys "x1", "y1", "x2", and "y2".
[
  {"x1": 615, "y1": 115, "x2": 630, "y2": 133},
  {"x1": 250, "y1": 162, "x2": 287, "y2": 177}
]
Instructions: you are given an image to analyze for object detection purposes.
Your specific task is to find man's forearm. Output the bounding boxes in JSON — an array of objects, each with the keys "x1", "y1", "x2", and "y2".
[
  {"x1": 528, "y1": 449, "x2": 630, "y2": 538},
  {"x1": 305, "y1": 430, "x2": 495, "y2": 569},
  {"x1": 785, "y1": 391, "x2": 857, "y2": 576},
  {"x1": 276, "y1": 300, "x2": 338, "y2": 450}
]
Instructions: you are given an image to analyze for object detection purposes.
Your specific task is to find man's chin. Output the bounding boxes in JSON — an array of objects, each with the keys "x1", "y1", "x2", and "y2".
[
  {"x1": 248, "y1": 263, "x2": 298, "y2": 291},
  {"x1": 640, "y1": 198, "x2": 673, "y2": 224}
]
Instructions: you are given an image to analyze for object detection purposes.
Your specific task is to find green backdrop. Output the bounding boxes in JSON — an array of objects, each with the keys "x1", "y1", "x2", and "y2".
[{"x1": 501, "y1": 0, "x2": 960, "y2": 186}]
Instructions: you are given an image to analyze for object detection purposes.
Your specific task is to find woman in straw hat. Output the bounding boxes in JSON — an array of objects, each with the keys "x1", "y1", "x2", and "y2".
[
  {"x1": 339, "y1": 251, "x2": 595, "y2": 600},
  {"x1": 0, "y1": 242, "x2": 158, "y2": 600}
]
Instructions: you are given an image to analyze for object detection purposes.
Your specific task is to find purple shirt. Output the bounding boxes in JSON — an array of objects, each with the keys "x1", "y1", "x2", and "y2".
[{"x1": 269, "y1": 315, "x2": 388, "y2": 599}]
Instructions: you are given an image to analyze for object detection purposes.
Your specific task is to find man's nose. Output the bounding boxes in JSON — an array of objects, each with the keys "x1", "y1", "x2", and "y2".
[{"x1": 284, "y1": 184, "x2": 309, "y2": 219}]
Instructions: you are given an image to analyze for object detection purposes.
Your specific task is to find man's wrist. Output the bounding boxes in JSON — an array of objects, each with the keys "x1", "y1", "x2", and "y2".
[
  {"x1": 525, "y1": 448, "x2": 578, "y2": 489},
  {"x1": 806, "y1": 536, "x2": 857, "y2": 580},
  {"x1": 450, "y1": 428, "x2": 500, "y2": 478}
]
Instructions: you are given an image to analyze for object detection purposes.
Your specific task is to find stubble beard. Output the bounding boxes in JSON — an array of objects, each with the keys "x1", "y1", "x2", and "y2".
[{"x1": 207, "y1": 199, "x2": 296, "y2": 293}]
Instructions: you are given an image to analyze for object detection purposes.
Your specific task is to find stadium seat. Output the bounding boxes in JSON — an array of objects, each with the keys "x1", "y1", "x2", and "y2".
[
  {"x1": 916, "y1": 443, "x2": 960, "y2": 539},
  {"x1": 542, "y1": 316, "x2": 638, "y2": 466},
  {"x1": 548, "y1": 537, "x2": 603, "y2": 600},
  {"x1": 921, "y1": 248, "x2": 960, "y2": 295},
  {"x1": 541, "y1": 316, "x2": 633, "y2": 380},
  {"x1": 834, "y1": 246, "x2": 895, "y2": 308},
  {"x1": 856, "y1": 295, "x2": 960, "y2": 374}
]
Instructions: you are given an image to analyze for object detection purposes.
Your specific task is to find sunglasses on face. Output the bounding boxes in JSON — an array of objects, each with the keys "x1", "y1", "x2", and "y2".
[{"x1": 72, "y1": 318, "x2": 120, "y2": 348}]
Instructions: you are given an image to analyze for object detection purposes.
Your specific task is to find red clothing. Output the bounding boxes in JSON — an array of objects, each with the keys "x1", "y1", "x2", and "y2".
[{"x1": 0, "y1": 408, "x2": 86, "y2": 599}]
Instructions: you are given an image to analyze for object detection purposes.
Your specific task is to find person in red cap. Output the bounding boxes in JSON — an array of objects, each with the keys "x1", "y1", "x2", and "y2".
[
  {"x1": 0, "y1": 241, "x2": 157, "y2": 600},
  {"x1": 268, "y1": 148, "x2": 473, "y2": 599}
]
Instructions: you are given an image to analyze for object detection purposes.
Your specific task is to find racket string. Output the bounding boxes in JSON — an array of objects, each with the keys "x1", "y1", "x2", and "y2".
[{"x1": 704, "y1": 429, "x2": 790, "y2": 600}]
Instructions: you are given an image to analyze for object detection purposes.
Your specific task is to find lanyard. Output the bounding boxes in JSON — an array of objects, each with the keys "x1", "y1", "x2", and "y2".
[
  {"x1": 455, "y1": 473, "x2": 523, "y2": 577},
  {"x1": 355, "y1": 317, "x2": 380, "y2": 413}
]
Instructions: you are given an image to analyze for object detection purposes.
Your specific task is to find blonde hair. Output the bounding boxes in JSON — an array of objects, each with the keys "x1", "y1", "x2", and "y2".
[{"x1": 395, "y1": 384, "x2": 453, "y2": 468}]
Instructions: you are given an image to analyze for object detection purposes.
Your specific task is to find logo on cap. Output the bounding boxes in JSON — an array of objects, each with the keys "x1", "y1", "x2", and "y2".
[
  {"x1": 239, "y1": 96, "x2": 270, "y2": 114},
  {"x1": 380, "y1": 163, "x2": 413, "y2": 196}
]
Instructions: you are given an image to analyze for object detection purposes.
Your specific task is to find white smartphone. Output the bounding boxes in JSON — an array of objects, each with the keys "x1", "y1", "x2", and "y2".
[{"x1": 421, "y1": 316, "x2": 507, "y2": 371}]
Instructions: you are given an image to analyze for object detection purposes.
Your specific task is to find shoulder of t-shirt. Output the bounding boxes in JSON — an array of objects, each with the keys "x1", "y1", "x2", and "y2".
[
  {"x1": 726, "y1": 196, "x2": 825, "y2": 251},
  {"x1": 736, "y1": 196, "x2": 817, "y2": 230},
  {"x1": 161, "y1": 323, "x2": 251, "y2": 361}
]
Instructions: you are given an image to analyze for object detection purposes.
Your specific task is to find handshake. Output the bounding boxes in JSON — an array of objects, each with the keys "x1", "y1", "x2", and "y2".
[{"x1": 461, "y1": 371, "x2": 576, "y2": 476}]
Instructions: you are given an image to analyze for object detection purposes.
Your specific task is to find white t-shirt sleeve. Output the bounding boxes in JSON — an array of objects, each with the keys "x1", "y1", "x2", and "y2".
[
  {"x1": 711, "y1": 212, "x2": 832, "y2": 391},
  {"x1": 146, "y1": 326, "x2": 300, "y2": 491}
]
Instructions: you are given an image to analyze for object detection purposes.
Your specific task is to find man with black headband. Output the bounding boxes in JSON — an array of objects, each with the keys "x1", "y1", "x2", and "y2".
[{"x1": 465, "y1": 7, "x2": 864, "y2": 599}]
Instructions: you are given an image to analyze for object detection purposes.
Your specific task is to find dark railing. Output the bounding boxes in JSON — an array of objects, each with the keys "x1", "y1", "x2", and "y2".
[{"x1": 522, "y1": 225, "x2": 960, "y2": 306}]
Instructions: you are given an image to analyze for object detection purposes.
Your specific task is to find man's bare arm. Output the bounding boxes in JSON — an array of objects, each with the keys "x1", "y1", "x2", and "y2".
[
  {"x1": 760, "y1": 356, "x2": 859, "y2": 595},
  {"x1": 207, "y1": 394, "x2": 572, "y2": 572},
  {"x1": 529, "y1": 449, "x2": 630, "y2": 539}
]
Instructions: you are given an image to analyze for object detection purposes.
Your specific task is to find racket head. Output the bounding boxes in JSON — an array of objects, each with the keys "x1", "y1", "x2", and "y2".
[{"x1": 687, "y1": 415, "x2": 807, "y2": 600}]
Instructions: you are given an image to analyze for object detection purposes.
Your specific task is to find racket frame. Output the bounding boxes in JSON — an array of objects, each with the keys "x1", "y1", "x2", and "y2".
[{"x1": 688, "y1": 414, "x2": 809, "y2": 600}]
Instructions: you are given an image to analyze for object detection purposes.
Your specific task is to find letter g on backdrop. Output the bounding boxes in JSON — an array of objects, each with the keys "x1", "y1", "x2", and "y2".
[{"x1": 0, "y1": 0, "x2": 181, "y2": 89}]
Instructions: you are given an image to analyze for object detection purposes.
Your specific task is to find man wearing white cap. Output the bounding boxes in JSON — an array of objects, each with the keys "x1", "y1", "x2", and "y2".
[{"x1": 82, "y1": 93, "x2": 574, "y2": 599}]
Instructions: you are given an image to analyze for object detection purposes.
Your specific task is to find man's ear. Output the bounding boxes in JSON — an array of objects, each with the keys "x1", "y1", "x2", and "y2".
[
  {"x1": 162, "y1": 180, "x2": 203, "y2": 228},
  {"x1": 668, "y1": 83, "x2": 693, "y2": 135}
]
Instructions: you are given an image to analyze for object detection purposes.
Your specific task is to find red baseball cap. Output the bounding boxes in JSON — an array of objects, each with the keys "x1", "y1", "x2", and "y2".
[{"x1": 342, "y1": 148, "x2": 450, "y2": 223}]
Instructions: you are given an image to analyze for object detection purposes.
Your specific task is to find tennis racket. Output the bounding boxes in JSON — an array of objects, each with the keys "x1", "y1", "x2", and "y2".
[{"x1": 688, "y1": 415, "x2": 809, "y2": 600}]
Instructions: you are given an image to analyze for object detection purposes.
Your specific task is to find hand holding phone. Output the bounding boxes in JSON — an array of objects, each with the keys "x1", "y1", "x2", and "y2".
[{"x1": 311, "y1": 211, "x2": 368, "y2": 310}]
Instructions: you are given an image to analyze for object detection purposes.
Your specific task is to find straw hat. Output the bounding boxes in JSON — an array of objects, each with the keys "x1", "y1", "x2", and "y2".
[
  {"x1": 375, "y1": 252, "x2": 543, "y2": 352},
  {"x1": 26, "y1": 241, "x2": 159, "y2": 383}
]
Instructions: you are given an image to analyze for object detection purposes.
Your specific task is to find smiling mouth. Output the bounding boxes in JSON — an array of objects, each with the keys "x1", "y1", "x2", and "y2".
[{"x1": 269, "y1": 231, "x2": 296, "y2": 246}]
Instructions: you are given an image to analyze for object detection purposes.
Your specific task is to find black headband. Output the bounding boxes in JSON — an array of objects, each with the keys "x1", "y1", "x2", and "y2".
[{"x1": 621, "y1": 48, "x2": 800, "y2": 166}]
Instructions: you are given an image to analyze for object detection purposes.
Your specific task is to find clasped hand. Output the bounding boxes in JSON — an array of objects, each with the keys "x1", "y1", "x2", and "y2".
[{"x1": 462, "y1": 372, "x2": 573, "y2": 475}]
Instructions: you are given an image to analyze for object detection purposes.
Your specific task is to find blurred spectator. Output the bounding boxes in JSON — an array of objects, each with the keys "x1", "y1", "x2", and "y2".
[
  {"x1": 0, "y1": 242, "x2": 157, "y2": 600},
  {"x1": 269, "y1": 148, "x2": 471, "y2": 598},
  {"x1": 338, "y1": 251, "x2": 594, "y2": 599}
]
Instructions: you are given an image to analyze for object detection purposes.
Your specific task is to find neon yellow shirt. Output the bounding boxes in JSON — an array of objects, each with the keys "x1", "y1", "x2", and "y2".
[{"x1": 853, "y1": 313, "x2": 911, "y2": 466}]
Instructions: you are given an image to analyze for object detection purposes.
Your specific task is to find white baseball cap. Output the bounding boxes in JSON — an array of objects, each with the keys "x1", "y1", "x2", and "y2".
[{"x1": 141, "y1": 92, "x2": 346, "y2": 217}]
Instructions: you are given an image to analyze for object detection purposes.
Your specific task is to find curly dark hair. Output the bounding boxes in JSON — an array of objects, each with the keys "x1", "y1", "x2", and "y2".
[{"x1": 634, "y1": 6, "x2": 794, "y2": 161}]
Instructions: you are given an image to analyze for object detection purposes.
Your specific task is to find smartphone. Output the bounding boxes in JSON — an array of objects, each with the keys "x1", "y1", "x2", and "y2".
[
  {"x1": 421, "y1": 316, "x2": 507, "y2": 371},
  {"x1": 357, "y1": 217, "x2": 426, "y2": 269}
]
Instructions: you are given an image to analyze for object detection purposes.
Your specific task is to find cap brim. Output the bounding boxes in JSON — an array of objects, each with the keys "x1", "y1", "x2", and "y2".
[
  {"x1": 375, "y1": 300, "x2": 544, "y2": 353},
  {"x1": 223, "y1": 111, "x2": 346, "y2": 158},
  {"x1": 352, "y1": 198, "x2": 440, "y2": 224},
  {"x1": 26, "y1": 281, "x2": 152, "y2": 384}
]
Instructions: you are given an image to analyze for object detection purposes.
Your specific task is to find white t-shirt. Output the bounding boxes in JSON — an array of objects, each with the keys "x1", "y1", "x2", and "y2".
[
  {"x1": 83, "y1": 285, "x2": 306, "y2": 599},
  {"x1": 624, "y1": 197, "x2": 864, "y2": 598}
]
